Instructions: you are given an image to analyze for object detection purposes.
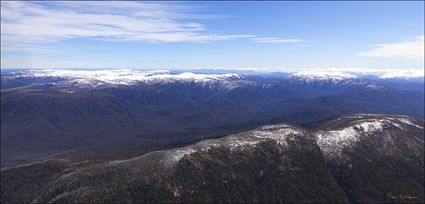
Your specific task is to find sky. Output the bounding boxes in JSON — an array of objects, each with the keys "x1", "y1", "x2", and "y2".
[{"x1": 1, "y1": 1, "x2": 424, "y2": 71}]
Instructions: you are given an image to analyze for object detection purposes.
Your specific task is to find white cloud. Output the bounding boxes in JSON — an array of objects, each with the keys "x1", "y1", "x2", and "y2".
[
  {"x1": 358, "y1": 36, "x2": 424, "y2": 59},
  {"x1": 252, "y1": 37, "x2": 304, "y2": 43},
  {"x1": 0, "y1": 56, "x2": 116, "y2": 69},
  {"x1": 300, "y1": 67, "x2": 424, "y2": 78},
  {"x1": 0, "y1": 1, "x2": 307, "y2": 55},
  {"x1": 0, "y1": 1, "x2": 248, "y2": 52}
]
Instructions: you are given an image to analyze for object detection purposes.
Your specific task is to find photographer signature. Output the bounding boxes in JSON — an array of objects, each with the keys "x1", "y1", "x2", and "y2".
[{"x1": 387, "y1": 192, "x2": 418, "y2": 200}]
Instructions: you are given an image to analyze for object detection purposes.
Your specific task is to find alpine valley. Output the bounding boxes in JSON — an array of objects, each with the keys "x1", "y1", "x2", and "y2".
[{"x1": 1, "y1": 69, "x2": 424, "y2": 203}]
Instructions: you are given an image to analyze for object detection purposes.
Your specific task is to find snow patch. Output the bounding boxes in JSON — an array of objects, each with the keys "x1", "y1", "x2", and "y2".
[
  {"x1": 163, "y1": 125, "x2": 302, "y2": 165},
  {"x1": 169, "y1": 148, "x2": 196, "y2": 163},
  {"x1": 354, "y1": 120, "x2": 386, "y2": 132},
  {"x1": 397, "y1": 118, "x2": 423, "y2": 129},
  {"x1": 291, "y1": 71, "x2": 357, "y2": 82},
  {"x1": 316, "y1": 119, "x2": 389, "y2": 159},
  {"x1": 250, "y1": 126, "x2": 300, "y2": 146},
  {"x1": 379, "y1": 70, "x2": 424, "y2": 79},
  {"x1": 316, "y1": 127, "x2": 359, "y2": 159},
  {"x1": 365, "y1": 84, "x2": 386, "y2": 90}
]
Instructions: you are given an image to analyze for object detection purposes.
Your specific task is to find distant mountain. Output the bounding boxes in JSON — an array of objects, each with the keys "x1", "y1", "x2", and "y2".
[
  {"x1": 2, "y1": 69, "x2": 423, "y2": 90},
  {"x1": 1, "y1": 69, "x2": 424, "y2": 166},
  {"x1": 1, "y1": 114, "x2": 423, "y2": 203}
]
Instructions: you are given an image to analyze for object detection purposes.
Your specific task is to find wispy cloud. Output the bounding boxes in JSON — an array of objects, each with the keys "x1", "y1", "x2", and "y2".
[
  {"x1": 1, "y1": 1, "x2": 308, "y2": 55},
  {"x1": 252, "y1": 37, "x2": 304, "y2": 43},
  {"x1": 358, "y1": 36, "x2": 424, "y2": 59},
  {"x1": 0, "y1": 1, "x2": 248, "y2": 52}
]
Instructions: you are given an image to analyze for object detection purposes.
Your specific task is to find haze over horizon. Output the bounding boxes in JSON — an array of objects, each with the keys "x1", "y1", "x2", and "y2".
[{"x1": 1, "y1": 1, "x2": 424, "y2": 71}]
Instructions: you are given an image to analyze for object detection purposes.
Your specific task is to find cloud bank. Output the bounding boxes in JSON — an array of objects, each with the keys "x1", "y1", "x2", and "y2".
[{"x1": 359, "y1": 36, "x2": 424, "y2": 59}]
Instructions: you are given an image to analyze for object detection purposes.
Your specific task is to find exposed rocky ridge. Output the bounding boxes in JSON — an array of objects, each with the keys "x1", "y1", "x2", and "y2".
[{"x1": 1, "y1": 114, "x2": 423, "y2": 203}]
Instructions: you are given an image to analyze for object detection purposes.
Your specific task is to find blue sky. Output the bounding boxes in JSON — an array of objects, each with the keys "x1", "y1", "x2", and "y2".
[{"x1": 1, "y1": 1, "x2": 424, "y2": 71}]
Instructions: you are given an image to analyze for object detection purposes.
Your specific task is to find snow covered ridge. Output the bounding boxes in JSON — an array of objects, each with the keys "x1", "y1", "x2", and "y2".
[
  {"x1": 290, "y1": 71, "x2": 357, "y2": 82},
  {"x1": 290, "y1": 69, "x2": 424, "y2": 80},
  {"x1": 316, "y1": 120, "x2": 387, "y2": 159},
  {"x1": 162, "y1": 124, "x2": 304, "y2": 166},
  {"x1": 316, "y1": 114, "x2": 424, "y2": 160},
  {"x1": 289, "y1": 69, "x2": 424, "y2": 82},
  {"x1": 161, "y1": 114, "x2": 423, "y2": 165},
  {"x1": 19, "y1": 69, "x2": 243, "y2": 86},
  {"x1": 107, "y1": 114, "x2": 422, "y2": 168}
]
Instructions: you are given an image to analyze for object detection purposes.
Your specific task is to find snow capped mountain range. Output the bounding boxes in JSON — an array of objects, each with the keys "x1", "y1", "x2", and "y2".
[
  {"x1": 6, "y1": 68, "x2": 423, "y2": 85},
  {"x1": 290, "y1": 69, "x2": 423, "y2": 79},
  {"x1": 2, "y1": 69, "x2": 423, "y2": 92},
  {"x1": 14, "y1": 69, "x2": 243, "y2": 86},
  {"x1": 2, "y1": 68, "x2": 424, "y2": 203}
]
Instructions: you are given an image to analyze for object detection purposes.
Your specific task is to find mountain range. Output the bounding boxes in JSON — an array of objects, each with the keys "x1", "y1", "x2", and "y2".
[
  {"x1": 1, "y1": 69, "x2": 424, "y2": 167},
  {"x1": 1, "y1": 114, "x2": 423, "y2": 203}
]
